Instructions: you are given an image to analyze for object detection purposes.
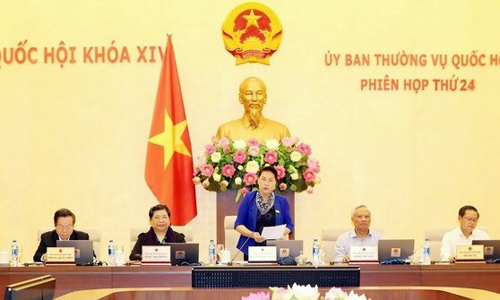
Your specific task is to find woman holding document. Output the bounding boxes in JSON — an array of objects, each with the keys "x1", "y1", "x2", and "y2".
[{"x1": 234, "y1": 166, "x2": 294, "y2": 260}]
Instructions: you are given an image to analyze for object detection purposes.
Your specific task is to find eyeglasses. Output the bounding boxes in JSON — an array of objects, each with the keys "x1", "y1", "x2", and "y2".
[
  {"x1": 462, "y1": 217, "x2": 478, "y2": 223},
  {"x1": 259, "y1": 177, "x2": 276, "y2": 184},
  {"x1": 153, "y1": 216, "x2": 169, "y2": 221},
  {"x1": 56, "y1": 225, "x2": 73, "y2": 231}
]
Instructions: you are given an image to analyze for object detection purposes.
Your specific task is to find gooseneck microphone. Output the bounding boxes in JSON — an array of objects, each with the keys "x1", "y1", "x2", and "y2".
[{"x1": 229, "y1": 235, "x2": 252, "y2": 265}]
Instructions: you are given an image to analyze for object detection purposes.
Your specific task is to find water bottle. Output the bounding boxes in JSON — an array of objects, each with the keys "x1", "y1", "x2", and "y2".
[
  {"x1": 11, "y1": 240, "x2": 19, "y2": 267},
  {"x1": 208, "y1": 239, "x2": 216, "y2": 265},
  {"x1": 107, "y1": 239, "x2": 116, "y2": 266},
  {"x1": 422, "y1": 238, "x2": 431, "y2": 265},
  {"x1": 312, "y1": 238, "x2": 320, "y2": 266}
]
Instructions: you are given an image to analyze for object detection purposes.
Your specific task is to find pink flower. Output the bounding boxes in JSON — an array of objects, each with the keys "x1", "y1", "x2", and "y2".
[
  {"x1": 247, "y1": 138, "x2": 261, "y2": 147},
  {"x1": 248, "y1": 145, "x2": 260, "y2": 157},
  {"x1": 218, "y1": 137, "x2": 230, "y2": 147},
  {"x1": 281, "y1": 136, "x2": 294, "y2": 148},
  {"x1": 233, "y1": 150, "x2": 247, "y2": 164},
  {"x1": 297, "y1": 142, "x2": 312, "y2": 156},
  {"x1": 197, "y1": 155, "x2": 207, "y2": 166},
  {"x1": 307, "y1": 158, "x2": 321, "y2": 173},
  {"x1": 241, "y1": 291, "x2": 270, "y2": 300},
  {"x1": 201, "y1": 164, "x2": 214, "y2": 177},
  {"x1": 223, "y1": 146, "x2": 231, "y2": 154},
  {"x1": 220, "y1": 180, "x2": 228, "y2": 187},
  {"x1": 307, "y1": 186, "x2": 314, "y2": 194},
  {"x1": 264, "y1": 150, "x2": 278, "y2": 164},
  {"x1": 325, "y1": 287, "x2": 347, "y2": 300},
  {"x1": 302, "y1": 168, "x2": 316, "y2": 182},
  {"x1": 210, "y1": 135, "x2": 218, "y2": 143},
  {"x1": 204, "y1": 144, "x2": 216, "y2": 155},
  {"x1": 243, "y1": 172, "x2": 258, "y2": 185},
  {"x1": 274, "y1": 165, "x2": 286, "y2": 180},
  {"x1": 221, "y1": 164, "x2": 236, "y2": 177},
  {"x1": 201, "y1": 179, "x2": 210, "y2": 188},
  {"x1": 279, "y1": 183, "x2": 287, "y2": 191},
  {"x1": 241, "y1": 187, "x2": 249, "y2": 196}
]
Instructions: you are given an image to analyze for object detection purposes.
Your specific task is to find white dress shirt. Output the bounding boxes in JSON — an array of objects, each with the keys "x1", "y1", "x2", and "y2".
[
  {"x1": 440, "y1": 227, "x2": 490, "y2": 261},
  {"x1": 334, "y1": 228, "x2": 384, "y2": 262}
]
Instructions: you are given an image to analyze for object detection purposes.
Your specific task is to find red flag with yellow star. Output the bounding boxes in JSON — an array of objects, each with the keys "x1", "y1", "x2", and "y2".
[{"x1": 145, "y1": 35, "x2": 197, "y2": 225}]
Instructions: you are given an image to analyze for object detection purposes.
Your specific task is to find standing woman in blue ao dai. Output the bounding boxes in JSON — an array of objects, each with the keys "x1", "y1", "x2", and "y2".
[{"x1": 234, "y1": 166, "x2": 294, "y2": 260}]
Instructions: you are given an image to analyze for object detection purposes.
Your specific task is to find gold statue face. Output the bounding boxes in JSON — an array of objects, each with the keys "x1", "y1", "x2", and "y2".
[
  {"x1": 239, "y1": 77, "x2": 267, "y2": 114},
  {"x1": 239, "y1": 77, "x2": 267, "y2": 129}
]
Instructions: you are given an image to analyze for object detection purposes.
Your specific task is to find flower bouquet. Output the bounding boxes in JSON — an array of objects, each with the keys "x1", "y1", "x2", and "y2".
[
  {"x1": 193, "y1": 136, "x2": 321, "y2": 201},
  {"x1": 241, "y1": 284, "x2": 371, "y2": 300}
]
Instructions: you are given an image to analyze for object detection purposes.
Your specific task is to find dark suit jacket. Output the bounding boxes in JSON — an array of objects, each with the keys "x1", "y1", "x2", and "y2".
[
  {"x1": 33, "y1": 229, "x2": 90, "y2": 262},
  {"x1": 129, "y1": 227, "x2": 186, "y2": 261}
]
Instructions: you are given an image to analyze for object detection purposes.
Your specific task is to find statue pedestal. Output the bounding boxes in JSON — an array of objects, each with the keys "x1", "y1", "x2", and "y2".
[{"x1": 216, "y1": 190, "x2": 295, "y2": 245}]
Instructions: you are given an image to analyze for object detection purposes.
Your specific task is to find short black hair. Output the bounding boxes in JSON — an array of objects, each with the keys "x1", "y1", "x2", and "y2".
[
  {"x1": 258, "y1": 166, "x2": 278, "y2": 180},
  {"x1": 458, "y1": 205, "x2": 479, "y2": 218},
  {"x1": 149, "y1": 204, "x2": 171, "y2": 219},
  {"x1": 54, "y1": 208, "x2": 76, "y2": 226}
]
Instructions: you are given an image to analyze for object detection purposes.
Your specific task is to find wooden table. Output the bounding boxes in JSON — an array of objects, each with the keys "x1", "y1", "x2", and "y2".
[
  {"x1": 54, "y1": 286, "x2": 500, "y2": 300},
  {"x1": 2, "y1": 263, "x2": 500, "y2": 298}
]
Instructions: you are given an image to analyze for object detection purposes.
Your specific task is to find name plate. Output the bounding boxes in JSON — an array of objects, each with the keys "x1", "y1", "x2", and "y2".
[
  {"x1": 46, "y1": 247, "x2": 75, "y2": 263},
  {"x1": 456, "y1": 245, "x2": 484, "y2": 261},
  {"x1": 142, "y1": 246, "x2": 171, "y2": 264},
  {"x1": 350, "y1": 246, "x2": 378, "y2": 261},
  {"x1": 248, "y1": 246, "x2": 277, "y2": 263}
]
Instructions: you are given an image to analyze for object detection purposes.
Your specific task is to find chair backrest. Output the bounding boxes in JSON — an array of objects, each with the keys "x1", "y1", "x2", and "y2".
[
  {"x1": 129, "y1": 226, "x2": 194, "y2": 250},
  {"x1": 424, "y1": 226, "x2": 488, "y2": 262},
  {"x1": 224, "y1": 216, "x2": 243, "y2": 262},
  {"x1": 321, "y1": 227, "x2": 351, "y2": 263},
  {"x1": 37, "y1": 227, "x2": 101, "y2": 253}
]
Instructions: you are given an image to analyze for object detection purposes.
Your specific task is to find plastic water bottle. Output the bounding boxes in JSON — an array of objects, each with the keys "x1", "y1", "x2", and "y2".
[
  {"x1": 107, "y1": 239, "x2": 116, "y2": 266},
  {"x1": 208, "y1": 239, "x2": 216, "y2": 265},
  {"x1": 312, "y1": 238, "x2": 320, "y2": 266},
  {"x1": 11, "y1": 240, "x2": 19, "y2": 267},
  {"x1": 422, "y1": 238, "x2": 431, "y2": 265}
]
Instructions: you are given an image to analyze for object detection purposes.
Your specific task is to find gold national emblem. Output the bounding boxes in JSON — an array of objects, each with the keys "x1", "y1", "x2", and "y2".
[{"x1": 222, "y1": 2, "x2": 282, "y2": 65}]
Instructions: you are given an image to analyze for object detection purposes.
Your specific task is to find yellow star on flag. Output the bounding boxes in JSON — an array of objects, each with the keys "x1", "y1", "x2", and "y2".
[{"x1": 148, "y1": 110, "x2": 191, "y2": 169}]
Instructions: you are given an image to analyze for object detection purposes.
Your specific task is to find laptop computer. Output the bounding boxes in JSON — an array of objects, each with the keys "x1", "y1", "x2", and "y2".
[
  {"x1": 378, "y1": 239, "x2": 414, "y2": 263},
  {"x1": 167, "y1": 243, "x2": 200, "y2": 266},
  {"x1": 56, "y1": 240, "x2": 94, "y2": 266},
  {"x1": 267, "y1": 240, "x2": 303, "y2": 262},
  {"x1": 472, "y1": 240, "x2": 500, "y2": 263}
]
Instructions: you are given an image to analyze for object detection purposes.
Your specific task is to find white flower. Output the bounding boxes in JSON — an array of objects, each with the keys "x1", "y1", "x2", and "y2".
[
  {"x1": 233, "y1": 139, "x2": 247, "y2": 150},
  {"x1": 212, "y1": 172, "x2": 221, "y2": 182},
  {"x1": 314, "y1": 176, "x2": 322, "y2": 184},
  {"x1": 234, "y1": 177, "x2": 242, "y2": 185},
  {"x1": 346, "y1": 290, "x2": 370, "y2": 300},
  {"x1": 265, "y1": 139, "x2": 280, "y2": 150},
  {"x1": 286, "y1": 284, "x2": 320, "y2": 300},
  {"x1": 290, "y1": 172, "x2": 299, "y2": 180},
  {"x1": 245, "y1": 160, "x2": 260, "y2": 173},
  {"x1": 290, "y1": 151, "x2": 302, "y2": 162},
  {"x1": 210, "y1": 152, "x2": 221, "y2": 163}
]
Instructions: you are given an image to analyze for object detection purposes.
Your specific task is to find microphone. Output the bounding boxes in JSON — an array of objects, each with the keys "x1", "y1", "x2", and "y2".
[{"x1": 229, "y1": 235, "x2": 252, "y2": 265}]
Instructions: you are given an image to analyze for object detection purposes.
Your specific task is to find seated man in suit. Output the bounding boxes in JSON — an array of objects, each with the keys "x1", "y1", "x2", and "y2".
[
  {"x1": 33, "y1": 208, "x2": 90, "y2": 262},
  {"x1": 334, "y1": 205, "x2": 384, "y2": 263},
  {"x1": 440, "y1": 205, "x2": 490, "y2": 263}
]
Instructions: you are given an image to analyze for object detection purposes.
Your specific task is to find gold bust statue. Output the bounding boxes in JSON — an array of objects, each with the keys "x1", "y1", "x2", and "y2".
[{"x1": 216, "y1": 77, "x2": 291, "y2": 141}]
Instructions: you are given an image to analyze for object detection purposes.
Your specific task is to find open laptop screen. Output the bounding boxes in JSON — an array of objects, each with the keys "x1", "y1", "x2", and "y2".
[
  {"x1": 472, "y1": 240, "x2": 500, "y2": 263},
  {"x1": 56, "y1": 240, "x2": 94, "y2": 266},
  {"x1": 166, "y1": 243, "x2": 200, "y2": 266},
  {"x1": 377, "y1": 239, "x2": 414, "y2": 263}
]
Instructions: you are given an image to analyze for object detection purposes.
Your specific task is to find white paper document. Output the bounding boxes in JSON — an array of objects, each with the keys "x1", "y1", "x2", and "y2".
[{"x1": 261, "y1": 224, "x2": 287, "y2": 239}]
